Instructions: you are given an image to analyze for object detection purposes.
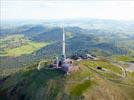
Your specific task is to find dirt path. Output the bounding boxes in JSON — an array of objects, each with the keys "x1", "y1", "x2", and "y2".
[
  {"x1": 84, "y1": 65, "x2": 134, "y2": 88},
  {"x1": 127, "y1": 63, "x2": 134, "y2": 71},
  {"x1": 37, "y1": 61, "x2": 42, "y2": 70},
  {"x1": 112, "y1": 63, "x2": 127, "y2": 78}
]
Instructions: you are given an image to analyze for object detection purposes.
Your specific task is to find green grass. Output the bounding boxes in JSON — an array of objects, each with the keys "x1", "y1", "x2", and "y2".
[
  {"x1": 0, "y1": 34, "x2": 50, "y2": 56},
  {"x1": 79, "y1": 60, "x2": 122, "y2": 74},
  {"x1": 0, "y1": 34, "x2": 24, "y2": 42},
  {"x1": 0, "y1": 63, "x2": 65, "y2": 100},
  {"x1": 0, "y1": 34, "x2": 26, "y2": 49},
  {"x1": 131, "y1": 72, "x2": 134, "y2": 78},
  {"x1": 112, "y1": 55, "x2": 134, "y2": 62},
  {"x1": 5, "y1": 42, "x2": 49, "y2": 56},
  {"x1": 67, "y1": 67, "x2": 90, "y2": 82},
  {"x1": 70, "y1": 80, "x2": 92, "y2": 96},
  {"x1": 98, "y1": 71, "x2": 122, "y2": 79},
  {"x1": 0, "y1": 59, "x2": 134, "y2": 100}
]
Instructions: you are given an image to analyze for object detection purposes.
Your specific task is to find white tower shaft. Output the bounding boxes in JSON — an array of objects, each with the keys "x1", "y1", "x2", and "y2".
[{"x1": 62, "y1": 25, "x2": 66, "y2": 60}]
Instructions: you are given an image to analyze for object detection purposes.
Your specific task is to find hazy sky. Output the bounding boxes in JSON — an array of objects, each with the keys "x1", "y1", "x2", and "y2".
[{"x1": 1, "y1": 1, "x2": 134, "y2": 20}]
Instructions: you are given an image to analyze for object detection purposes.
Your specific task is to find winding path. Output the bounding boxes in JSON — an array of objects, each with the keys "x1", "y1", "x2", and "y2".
[
  {"x1": 84, "y1": 64, "x2": 134, "y2": 88},
  {"x1": 112, "y1": 62, "x2": 127, "y2": 78},
  {"x1": 37, "y1": 61, "x2": 42, "y2": 70}
]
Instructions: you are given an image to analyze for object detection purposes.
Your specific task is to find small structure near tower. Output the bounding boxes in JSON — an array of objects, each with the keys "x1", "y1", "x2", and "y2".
[{"x1": 49, "y1": 25, "x2": 79, "y2": 74}]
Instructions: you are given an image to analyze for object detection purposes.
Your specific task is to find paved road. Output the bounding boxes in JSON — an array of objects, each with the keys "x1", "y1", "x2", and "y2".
[
  {"x1": 84, "y1": 65, "x2": 134, "y2": 88},
  {"x1": 111, "y1": 62, "x2": 127, "y2": 78},
  {"x1": 127, "y1": 63, "x2": 134, "y2": 71}
]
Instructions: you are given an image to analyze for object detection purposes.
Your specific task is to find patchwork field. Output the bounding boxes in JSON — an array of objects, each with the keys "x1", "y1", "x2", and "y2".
[
  {"x1": 0, "y1": 35, "x2": 49, "y2": 56},
  {"x1": 5, "y1": 42, "x2": 49, "y2": 56}
]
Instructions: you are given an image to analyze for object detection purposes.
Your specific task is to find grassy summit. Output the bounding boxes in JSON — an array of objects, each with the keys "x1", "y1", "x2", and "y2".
[{"x1": 0, "y1": 59, "x2": 134, "y2": 100}]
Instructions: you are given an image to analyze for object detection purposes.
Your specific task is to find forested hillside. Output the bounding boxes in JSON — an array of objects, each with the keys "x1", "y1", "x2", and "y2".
[{"x1": 1, "y1": 19, "x2": 134, "y2": 72}]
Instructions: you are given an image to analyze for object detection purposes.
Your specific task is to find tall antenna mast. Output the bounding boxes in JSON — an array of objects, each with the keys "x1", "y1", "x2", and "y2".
[{"x1": 62, "y1": 25, "x2": 66, "y2": 60}]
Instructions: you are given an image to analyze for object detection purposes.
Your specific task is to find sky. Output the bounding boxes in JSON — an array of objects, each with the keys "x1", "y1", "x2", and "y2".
[{"x1": 1, "y1": 1, "x2": 134, "y2": 20}]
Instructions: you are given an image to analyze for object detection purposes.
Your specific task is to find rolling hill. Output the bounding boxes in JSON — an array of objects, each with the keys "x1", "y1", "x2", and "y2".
[
  {"x1": 0, "y1": 24, "x2": 134, "y2": 71},
  {"x1": 0, "y1": 59, "x2": 134, "y2": 100},
  {"x1": 0, "y1": 19, "x2": 134, "y2": 100}
]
